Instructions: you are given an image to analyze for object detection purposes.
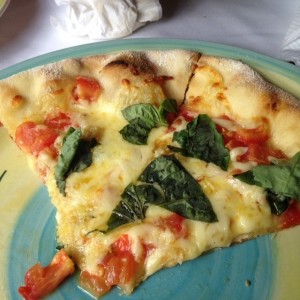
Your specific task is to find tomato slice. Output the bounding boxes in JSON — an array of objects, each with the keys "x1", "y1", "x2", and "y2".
[
  {"x1": 73, "y1": 76, "x2": 101, "y2": 102},
  {"x1": 79, "y1": 271, "x2": 110, "y2": 297},
  {"x1": 220, "y1": 123, "x2": 269, "y2": 146},
  {"x1": 166, "y1": 111, "x2": 178, "y2": 126},
  {"x1": 112, "y1": 234, "x2": 131, "y2": 253},
  {"x1": 234, "y1": 123, "x2": 269, "y2": 144},
  {"x1": 279, "y1": 201, "x2": 300, "y2": 229},
  {"x1": 18, "y1": 250, "x2": 75, "y2": 300},
  {"x1": 44, "y1": 112, "x2": 72, "y2": 130},
  {"x1": 141, "y1": 241, "x2": 156, "y2": 258},
  {"x1": 103, "y1": 251, "x2": 136, "y2": 286},
  {"x1": 79, "y1": 235, "x2": 144, "y2": 297},
  {"x1": 225, "y1": 138, "x2": 246, "y2": 150},
  {"x1": 156, "y1": 213, "x2": 187, "y2": 238},
  {"x1": 178, "y1": 107, "x2": 195, "y2": 122},
  {"x1": 15, "y1": 121, "x2": 58, "y2": 156},
  {"x1": 217, "y1": 118, "x2": 286, "y2": 165},
  {"x1": 238, "y1": 143, "x2": 287, "y2": 164}
]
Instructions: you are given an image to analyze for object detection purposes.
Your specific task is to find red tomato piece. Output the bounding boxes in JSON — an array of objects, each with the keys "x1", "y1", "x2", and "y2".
[
  {"x1": 225, "y1": 138, "x2": 246, "y2": 150},
  {"x1": 220, "y1": 123, "x2": 269, "y2": 146},
  {"x1": 18, "y1": 250, "x2": 75, "y2": 300},
  {"x1": 218, "y1": 119, "x2": 286, "y2": 165},
  {"x1": 166, "y1": 112, "x2": 178, "y2": 126},
  {"x1": 112, "y1": 234, "x2": 131, "y2": 253},
  {"x1": 15, "y1": 121, "x2": 58, "y2": 156},
  {"x1": 280, "y1": 201, "x2": 300, "y2": 229},
  {"x1": 234, "y1": 122, "x2": 269, "y2": 144},
  {"x1": 44, "y1": 112, "x2": 72, "y2": 130},
  {"x1": 178, "y1": 108, "x2": 195, "y2": 122},
  {"x1": 79, "y1": 235, "x2": 141, "y2": 297},
  {"x1": 103, "y1": 251, "x2": 136, "y2": 286},
  {"x1": 217, "y1": 126, "x2": 237, "y2": 146},
  {"x1": 238, "y1": 143, "x2": 287, "y2": 165},
  {"x1": 157, "y1": 213, "x2": 187, "y2": 238},
  {"x1": 141, "y1": 242, "x2": 156, "y2": 259},
  {"x1": 79, "y1": 271, "x2": 110, "y2": 298},
  {"x1": 73, "y1": 76, "x2": 101, "y2": 102}
]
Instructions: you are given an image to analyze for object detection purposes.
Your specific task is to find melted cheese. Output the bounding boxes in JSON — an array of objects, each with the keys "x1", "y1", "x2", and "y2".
[
  {"x1": 31, "y1": 57, "x2": 279, "y2": 295},
  {"x1": 229, "y1": 147, "x2": 257, "y2": 173},
  {"x1": 71, "y1": 155, "x2": 274, "y2": 282},
  {"x1": 45, "y1": 95, "x2": 276, "y2": 290}
]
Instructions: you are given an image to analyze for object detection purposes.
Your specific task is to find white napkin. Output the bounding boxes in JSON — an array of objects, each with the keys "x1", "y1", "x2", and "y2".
[
  {"x1": 281, "y1": 5, "x2": 300, "y2": 65},
  {"x1": 50, "y1": 0, "x2": 162, "y2": 40}
]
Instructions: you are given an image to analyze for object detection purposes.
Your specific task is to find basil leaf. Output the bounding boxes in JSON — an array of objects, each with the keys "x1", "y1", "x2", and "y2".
[
  {"x1": 158, "y1": 98, "x2": 178, "y2": 126},
  {"x1": 119, "y1": 118, "x2": 153, "y2": 145},
  {"x1": 266, "y1": 189, "x2": 290, "y2": 216},
  {"x1": 120, "y1": 99, "x2": 178, "y2": 145},
  {"x1": 140, "y1": 155, "x2": 218, "y2": 222},
  {"x1": 107, "y1": 183, "x2": 163, "y2": 231},
  {"x1": 106, "y1": 155, "x2": 217, "y2": 232},
  {"x1": 55, "y1": 128, "x2": 82, "y2": 195},
  {"x1": 0, "y1": 170, "x2": 7, "y2": 182},
  {"x1": 55, "y1": 127, "x2": 98, "y2": 196},
  {"x1": 170, "y1": 114, "x2": 230, "y2": 170},
  {"x1": 122, "y1": 103, "x2": 159, "y2": 126},
  {"x1": 71, "y1": 138, "x2": 98, "y2": 172},
  {"x1": 235, "y1": 151, "x2": 300, "y2": 199}
]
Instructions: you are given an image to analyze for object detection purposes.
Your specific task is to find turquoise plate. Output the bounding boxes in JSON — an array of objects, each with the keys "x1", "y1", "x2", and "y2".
[{"x1": 1, "y1": 39, "x2": 300, "y2": 300}]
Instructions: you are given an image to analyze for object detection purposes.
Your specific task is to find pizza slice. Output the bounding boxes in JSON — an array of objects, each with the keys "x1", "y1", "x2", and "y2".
[{"x1": 0, "y1": 50, "x2": 299, "y2": 300}]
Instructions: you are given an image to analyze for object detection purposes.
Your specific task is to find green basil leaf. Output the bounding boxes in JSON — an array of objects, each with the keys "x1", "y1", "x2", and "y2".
[
  {"x1": 266, "y1": 189, "x2": 290, "y2": 216},
  {"x1": 235, "y1": 151, "x2": 300, "y2": 199},
  {"x1": 106, "y1": 155, "x2": 217, "y2": 232},
  {"x1": 55, "y1": 127, "x2": 98, "y2": 196},
  {"x1": 140, "y1": 155, "x2": 218, "y2": 222},
  {"x1": 70, "y1": 138, "x2": 98, "y2": 172},
  {"x1": 0, "y1": 170, "x2": 7, "y2": 182},
  {"x1": 158, "y1": 98, "x2": 178, "y2": 126},
  {"x1": 119, "y1": 118, "x2": 153, "y2": 145},
  {"x1": 122, "y1": 103, "x2": 160, "y2": 125},
  {"x1": 120, "y1": 99, "x2": 178, "y2": 145},
  {"x1": 107, "y1": 183, "x2": 163, "y2": 231},
  {"x1": 170, "y1": 114, "x2": 230, "y2": 170},
  {"x1": 55, "y1": 128, "x2": 82, "y2": 195}
]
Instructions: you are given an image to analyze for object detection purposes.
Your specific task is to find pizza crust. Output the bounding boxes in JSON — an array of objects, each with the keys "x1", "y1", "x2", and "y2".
[{"x1": 0, "y1": 50, "x2": 197, "y2": 136}]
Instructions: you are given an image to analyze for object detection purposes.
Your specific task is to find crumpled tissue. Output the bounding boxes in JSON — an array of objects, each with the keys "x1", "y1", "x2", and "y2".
[
  {"x1": 51, "y1": 0, "x2": 162, "y2": 40},
  {"x1": 281, "y1": 5, "x2": 300, "y2": 66}
]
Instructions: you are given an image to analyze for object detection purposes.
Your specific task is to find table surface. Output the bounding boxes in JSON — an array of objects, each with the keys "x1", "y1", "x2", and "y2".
[{"x1": 0, "y1": 0, "x2": 299, "y2": 71}]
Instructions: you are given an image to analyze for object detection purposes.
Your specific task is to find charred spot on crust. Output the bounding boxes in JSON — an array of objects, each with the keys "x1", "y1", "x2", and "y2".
[
  {"x1": 270, "y1": 97, "x2": 283, "y2": 112},
  {"x1": 106, "y1": 60, "x2": 130, "y2": 69},
  {"x1": 104, "y1": 60, "x2": 141, "y2": 76},
  {"x1": 190, "y1": 96, "x2": 203, "y2": 107},
  {"x1": 271, "y1": 100, "x2": 279, "y2": 112},
  {"x1": 11, "y1": 95, "x2": 25, "y2": 108},
  {"x1": 217, "y1": 92, "x2": 226, "y2": 101},
  {"x1": 121, "y1": 79, "x2": 131, "y2": 86},
  {"x1": 265, "y1": 92, "x2": 282, "y2": 113},
  {"x1": 144, "y1": 76, "x2": 174, "y2": 85}
]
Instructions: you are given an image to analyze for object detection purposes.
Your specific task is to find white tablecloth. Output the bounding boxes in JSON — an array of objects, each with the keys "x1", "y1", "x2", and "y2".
[{"x1": 0, "y1": 0, "x2": 299, "y2": 70}]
